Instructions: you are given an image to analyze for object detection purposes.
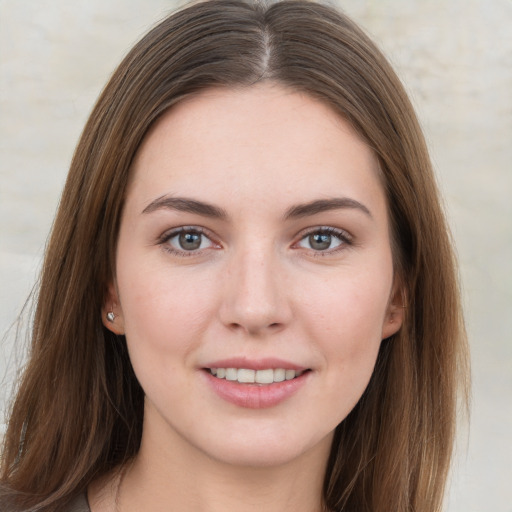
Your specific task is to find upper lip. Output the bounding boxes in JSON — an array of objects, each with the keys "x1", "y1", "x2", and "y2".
[{"x1": 202, "y1": 357, "x2": 308, "y2": 371}]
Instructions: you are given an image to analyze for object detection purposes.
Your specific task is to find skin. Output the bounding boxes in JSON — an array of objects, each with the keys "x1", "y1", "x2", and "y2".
[{"x1": 94, "y1": 84, "x2": 404, "y2": 512}]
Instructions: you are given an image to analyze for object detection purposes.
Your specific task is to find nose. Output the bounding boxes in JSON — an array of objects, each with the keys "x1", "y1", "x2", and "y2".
[{"x1": 218, "y1": 245, "x2": 292, "y2": 336}]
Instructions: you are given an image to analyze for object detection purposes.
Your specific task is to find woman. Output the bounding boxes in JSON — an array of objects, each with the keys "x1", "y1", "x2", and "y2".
[{"x1": 0, "y1": 1, "x2": 468, "y2": 511}]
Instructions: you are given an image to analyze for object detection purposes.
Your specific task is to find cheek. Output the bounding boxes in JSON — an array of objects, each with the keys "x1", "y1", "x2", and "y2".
[
  {"x1": 307, "y1": 284, "x2": 386, "y2": 422},
  {"x1": 118, "y1": 264, "x2": 218, "y2": 358},
  {"x1": 118, "y1": 269, "x2": 219, "y2": 407},
  {"x1": 303, "y1": 269, "x2": 391, "y2": 337},
  {"x1": 299, "y1": 264, "x2": 392, "y2": 377}
]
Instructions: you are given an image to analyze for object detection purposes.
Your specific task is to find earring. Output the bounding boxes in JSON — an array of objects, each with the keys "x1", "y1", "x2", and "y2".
[{"x1": 107, "y1": 311, "x2": 116, "y2": 323}]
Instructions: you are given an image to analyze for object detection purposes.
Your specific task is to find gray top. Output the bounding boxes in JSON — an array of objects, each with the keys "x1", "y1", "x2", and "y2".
[
  {"x1": 65, "y1": 493, "x2": 91, "y2": 512},
  {"x1": 0, "y1": 492, "x2": 91, "y2": 511}
]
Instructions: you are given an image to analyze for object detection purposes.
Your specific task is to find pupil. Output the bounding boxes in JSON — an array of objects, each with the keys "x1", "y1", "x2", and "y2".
[
  {"x1": 179, "y1": 232, "x2": 201, "y2": 250},
  {"x1": 310, "y1": 233, "x2": 331, "y2": 250}
]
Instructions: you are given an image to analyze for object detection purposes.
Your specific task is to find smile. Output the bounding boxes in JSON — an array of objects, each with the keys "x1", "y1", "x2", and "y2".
[
  {"x1": 204, "y1": 367, "x2": 310, "y2": 409},
  {"x1": 209, "y1": 368, "x2": 304, "y2": 384}
]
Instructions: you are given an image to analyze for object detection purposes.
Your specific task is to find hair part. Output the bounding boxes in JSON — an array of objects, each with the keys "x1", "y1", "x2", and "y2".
[{"x1": 1, "y1": 1, "x2": 468, "y2": 511}]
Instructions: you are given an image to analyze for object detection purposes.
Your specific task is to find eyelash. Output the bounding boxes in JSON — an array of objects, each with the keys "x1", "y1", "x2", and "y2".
[
  {"x1": 157, "y1": 226, "x2": 353, "y2": 257},
  {"x1": 158, "y1": 226, "x2": 219, "y2": 257},
  {"x1": 294, "y1": 226, "x2": 353, "y2": 256}
]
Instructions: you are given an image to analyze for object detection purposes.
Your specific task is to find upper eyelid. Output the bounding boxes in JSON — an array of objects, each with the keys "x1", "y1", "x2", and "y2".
[
  {"x1": 159, "y1": 225, "x2": 213, "y2": 241},
  {"x1": 295, "y1": 225, "x2": 353, "y2": 241}
]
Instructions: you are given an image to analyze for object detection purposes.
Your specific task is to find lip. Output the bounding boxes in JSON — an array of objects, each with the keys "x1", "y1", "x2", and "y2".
[
  {"x1": 202, "y1": 357, "x2": 307, "y2": 372},
  {"x1": 201, "y1": 359, "x2": 310, "y2": 409}
]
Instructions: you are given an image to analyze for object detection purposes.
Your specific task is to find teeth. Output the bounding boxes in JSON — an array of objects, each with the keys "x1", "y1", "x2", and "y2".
[
  {"x1": 255, "y1": 369, "x2": 274, "y2": 384},
  {"x1": 225, "y1": 368, "x2": 237, "y2": 381},
  {"x1": 209, "y1": 368, "x2": 303, "y2": 384},
  {"x1": 285, "y1": 369, "x2": 296, "y2": 380},
  {"x1": 237, "y1": 368, "x2": 255, "y2": 383},
  {"x1": 274, "y1": 368, "x2": 285, "y2": 382}
]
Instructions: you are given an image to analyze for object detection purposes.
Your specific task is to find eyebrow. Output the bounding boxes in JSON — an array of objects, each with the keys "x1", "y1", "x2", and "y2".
[
  {"x1": 142, "y1": 195, "x2": 371, "y2": 221},
  {"x1": 142, "y1": 195, "x2": 228, "y2": 220},
  {"x1": 283, "y1": 198, "x2": 372, "y2": 219}
]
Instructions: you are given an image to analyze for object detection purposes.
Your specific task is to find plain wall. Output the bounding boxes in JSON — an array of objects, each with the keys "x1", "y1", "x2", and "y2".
[{"x1": 1, "y1": 1, "x2": 511, "y2": 510}]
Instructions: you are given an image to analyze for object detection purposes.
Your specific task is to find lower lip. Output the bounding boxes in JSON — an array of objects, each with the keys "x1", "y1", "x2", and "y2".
[{"x1": 203, "y1": 370, "x2": 309, "y2": 409}]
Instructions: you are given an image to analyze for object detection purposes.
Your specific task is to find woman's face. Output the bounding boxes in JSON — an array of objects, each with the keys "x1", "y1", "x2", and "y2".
[{"x1": 106, "y1": 84, "x2": 403, "y2": 468}]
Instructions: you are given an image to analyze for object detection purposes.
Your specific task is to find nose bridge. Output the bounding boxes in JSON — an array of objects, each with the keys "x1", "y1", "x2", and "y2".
[{"x1": 220, "y1": 237, "x2": 290, "y2": 334}]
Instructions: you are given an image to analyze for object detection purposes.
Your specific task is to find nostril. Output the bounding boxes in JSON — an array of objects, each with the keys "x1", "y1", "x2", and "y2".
[{"x1": 227, "y1": 321, "x2": 283, "y2": 335}]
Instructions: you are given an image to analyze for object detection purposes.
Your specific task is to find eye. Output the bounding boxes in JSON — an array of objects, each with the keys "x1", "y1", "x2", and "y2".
[
  {"x1": 296, "y1": 227, "x2": 351, "y2": 252},
  {"x1": 161, "y1": 227, "x2": 217, "y2": 254}
]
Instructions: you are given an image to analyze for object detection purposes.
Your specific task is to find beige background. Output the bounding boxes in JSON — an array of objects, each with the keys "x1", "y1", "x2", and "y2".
[{"x1": 1, "y1": 1, "x2": 511, "y2": 510}]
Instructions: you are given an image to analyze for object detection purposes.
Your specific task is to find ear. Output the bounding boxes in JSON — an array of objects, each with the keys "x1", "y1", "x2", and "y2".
[
  {"x1": 102, "y1": 282, "x2": 125, "y2": 335},
  {"x1": 381, "y1": 280, "x2": 406, "y2": 340}
]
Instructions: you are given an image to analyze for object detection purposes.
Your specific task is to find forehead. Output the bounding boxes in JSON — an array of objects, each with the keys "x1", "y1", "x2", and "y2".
[{"x1": 128, "y1": 84, "x2": 385, "y2": 217}]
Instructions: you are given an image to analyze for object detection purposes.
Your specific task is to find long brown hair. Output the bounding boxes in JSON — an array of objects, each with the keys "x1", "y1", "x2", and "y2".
[{"x1": 1, "y1": 1, "x2": 468, "y2": 510}]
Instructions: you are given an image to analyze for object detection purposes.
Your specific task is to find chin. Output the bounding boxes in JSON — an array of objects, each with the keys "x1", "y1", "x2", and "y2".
[{"x1": 199, "y1": 427, "x2": 334, "y2": 469}]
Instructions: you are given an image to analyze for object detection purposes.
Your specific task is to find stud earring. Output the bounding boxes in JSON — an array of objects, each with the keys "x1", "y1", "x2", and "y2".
[{"x1": 107, "y1": 311, "x2": 116, "y2": 323}]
